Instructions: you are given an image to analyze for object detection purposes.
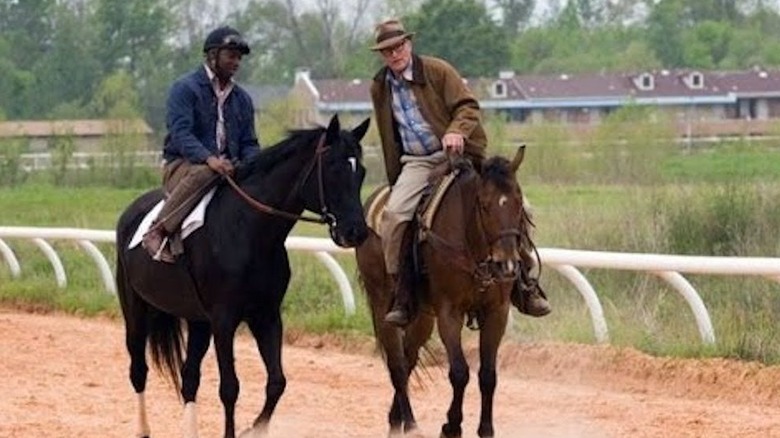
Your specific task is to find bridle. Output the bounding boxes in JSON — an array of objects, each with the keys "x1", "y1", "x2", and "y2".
[
  {"x1": 224, "y1": 132, "x2": 336, "y2": 226},
  {"x1": 423, "y1": 182, "x2": 538, "y2": 292}
]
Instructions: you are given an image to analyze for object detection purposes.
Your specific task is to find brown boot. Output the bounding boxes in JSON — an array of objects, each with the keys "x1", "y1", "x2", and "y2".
[
  {"x1": 384, "y1": 273, "x2": 412, "y2": 327},
  {"x1": 141, "y1": 225, "x2": 175, "y2": 263},
  {"x1": 511, "y1": 277, "x2": 551, "y2": 317}
]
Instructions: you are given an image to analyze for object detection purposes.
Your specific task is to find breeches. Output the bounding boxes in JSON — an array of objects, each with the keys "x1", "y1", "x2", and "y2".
[
  {"x1": 156, "y1": 159, "x2": 219, "y2": 234},
  {"x1": 379, "y1": 151, "x2": 447, "y2": 274}
]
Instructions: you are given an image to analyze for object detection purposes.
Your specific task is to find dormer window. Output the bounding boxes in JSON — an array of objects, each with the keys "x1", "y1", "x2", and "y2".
[
  {"x1": 634, "y1": 73, "x2": 654, "y2": 90},
  {"x1": 492, "y1": 81, "x2": 507, "y2": 98},
  {"x1": 686, "y1": 71, "x2": 704, "y2": 89}
]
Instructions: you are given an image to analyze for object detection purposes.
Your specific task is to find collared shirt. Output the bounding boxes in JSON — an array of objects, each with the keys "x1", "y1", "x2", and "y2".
[
  {"x1": 204, "y1": 64, "x2": 234, "y2": 153},
  {"x1": 386, "y1": 61, "x2": 440, "y2": 156}
]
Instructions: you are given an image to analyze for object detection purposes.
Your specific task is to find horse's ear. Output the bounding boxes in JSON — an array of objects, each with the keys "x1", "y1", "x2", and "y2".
[
  {"x1": 510, "y1": 144, "x2": 526, "y2": 173},
  {"x1": 352, "y1": 118, "x2": 370, "y2": 142},
  {"x1": 326, "y1": 114, "x2": 341, "y2": 140}
]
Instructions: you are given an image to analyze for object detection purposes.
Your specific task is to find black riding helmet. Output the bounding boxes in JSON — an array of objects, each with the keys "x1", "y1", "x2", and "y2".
[{"x1": 203, "y1": 26, "x2": 250, "y2": 55}]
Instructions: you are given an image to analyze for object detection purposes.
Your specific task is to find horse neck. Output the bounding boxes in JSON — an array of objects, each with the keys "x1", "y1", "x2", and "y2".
[
  {"x1": 248, "y1": 149, "x2": 316, "y2": 214},
  {"x1": 442, "y1": 171, "x2": 491, "y2": 260}
]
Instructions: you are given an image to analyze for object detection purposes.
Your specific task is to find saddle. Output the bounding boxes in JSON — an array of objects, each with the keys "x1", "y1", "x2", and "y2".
[
  {"x1": 366, "y1": 159, "x2": 470, "y2": 234},
  {"x1": 366, "y1": 159, "x2": 473, "y2": 277}
]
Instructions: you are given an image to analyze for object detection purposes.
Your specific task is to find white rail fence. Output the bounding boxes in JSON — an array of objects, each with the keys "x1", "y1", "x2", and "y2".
[{"x1": 2, "y1": 226, "x2": 780, "y2": 345}]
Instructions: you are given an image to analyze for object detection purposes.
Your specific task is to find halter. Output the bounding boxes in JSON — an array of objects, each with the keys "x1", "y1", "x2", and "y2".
[{"x1": 224, "y1": 132, "x2": 335, "y2": 225}]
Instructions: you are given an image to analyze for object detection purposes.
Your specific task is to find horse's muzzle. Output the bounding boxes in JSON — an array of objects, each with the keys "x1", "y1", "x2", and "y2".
[
  {"x1": 329, "y1": 218, "x2": 369, "y2": 248},
  {"x1": 488, "y1": 258, "x2": 521, "y2": 280}
]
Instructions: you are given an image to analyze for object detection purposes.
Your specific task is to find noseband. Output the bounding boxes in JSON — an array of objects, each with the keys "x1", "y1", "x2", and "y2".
[{"x1": 224, "y1": 132, "x2": 334, "y2": 225}]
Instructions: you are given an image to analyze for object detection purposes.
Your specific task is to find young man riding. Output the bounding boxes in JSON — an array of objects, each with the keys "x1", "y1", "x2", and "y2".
[
  {"x1": 368, "y1": 19, "x2": 551, "y2": 326},
  {"x1": 142, "y1": 26, "x2": 261, "y2": 262}
]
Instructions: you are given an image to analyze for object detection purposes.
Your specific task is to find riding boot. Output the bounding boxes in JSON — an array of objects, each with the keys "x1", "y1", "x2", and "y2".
[
  {"x1": 510, "y1": 275, "x2": 551, "y2": 317},
  {"x1": 384, "y1": 272, "x2": 414, "y2": 327},
  {"x1": 142, "y1": 221, "x2": 175, "y2": 263},
  {"x1": 384, "y1": 226, "x2": 416, "y2": 327}
]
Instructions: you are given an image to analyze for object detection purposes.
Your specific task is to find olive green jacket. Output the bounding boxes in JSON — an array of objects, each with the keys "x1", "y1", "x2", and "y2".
[{"x1": 370, "y1": 54, "x2": 487, "y2": 185}]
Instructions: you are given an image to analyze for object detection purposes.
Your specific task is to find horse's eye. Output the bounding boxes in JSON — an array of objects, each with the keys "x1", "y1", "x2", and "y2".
[
  {"x1": 348, "y1": 157, "x2": 357, "y2": 172},
  {"x1": 498, "y1": 195, "x2": 508, "y2": 207}
]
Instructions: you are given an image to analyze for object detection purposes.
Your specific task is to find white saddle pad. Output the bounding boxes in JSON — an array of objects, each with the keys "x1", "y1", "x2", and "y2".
[{"x1": 128, "y1": 188, "x2": 216, "y2": 249}]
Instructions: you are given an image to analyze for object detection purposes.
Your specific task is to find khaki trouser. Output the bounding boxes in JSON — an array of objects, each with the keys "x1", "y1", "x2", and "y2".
[
  {"x1": 156, "y1": 159, "x2": 219, "y2": 234},
  {"x1": 380, "y1": 151, "x2": 447, "y2": 274}
]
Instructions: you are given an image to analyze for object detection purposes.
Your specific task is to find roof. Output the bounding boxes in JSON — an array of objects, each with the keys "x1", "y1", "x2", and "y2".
[
  {"x1": 301, "y1": 68, "x2": 780, "y2": 110},
  {"x1": 0, "y1": 119, "x2": 153, "y2": 138}
]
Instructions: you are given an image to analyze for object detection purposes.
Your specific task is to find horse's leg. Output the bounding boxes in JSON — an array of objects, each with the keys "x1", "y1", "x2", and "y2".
[
  {"x1": 241, "y1": 310, "x2": 287, "y2": 437},
  {"x1": 180, "y1": 320, "x2": 212, "y2": 438},
  {"x1": 437, "y1": 311, "x2": 469, "y2": 438},
  {"x1": 118, "y1": 267, "x2": 152, "y2": 438},
  {"x1": 379, "y1": 326, "x2": 411, "y2": 436},
  {"x1": 397, "y1": 314, "x2": 435, "y2": 434},
  {"x1": 212, "y1": 313, "x2": 242, "y2": 438},
  {"x1": 476, "y1": 307, "x2": 509, "y2": 438}
]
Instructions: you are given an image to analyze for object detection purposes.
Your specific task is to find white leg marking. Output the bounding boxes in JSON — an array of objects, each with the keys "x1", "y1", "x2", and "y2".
[
  {"x1": 183, "y1": 401, "x2": 199, "y2": 438},
  {"x1": 136, "y1": 392, "x2": 151, "y2": 438},
  {"x1": 238, "y1": 423, "x2": 269, "y2": 438}
]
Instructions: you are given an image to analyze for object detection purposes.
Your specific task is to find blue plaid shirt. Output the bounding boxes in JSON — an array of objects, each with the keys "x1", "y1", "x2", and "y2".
[{"x1": 387, "y1": 65, "x2": 441, "y2": 156}]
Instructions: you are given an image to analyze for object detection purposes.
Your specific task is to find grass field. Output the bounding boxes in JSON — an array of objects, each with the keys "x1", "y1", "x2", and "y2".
[{"x1": 2, "y1": 141, "x2": 780, "y2": 362}]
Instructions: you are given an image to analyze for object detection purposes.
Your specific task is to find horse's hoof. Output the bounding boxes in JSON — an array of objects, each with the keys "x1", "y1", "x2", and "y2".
[
  {"x1": 478, "y1": 423, "x2": 495, "y2": 437},
  {"x1": 238, "y1": 425, "x2": 268, "y2": 438},
  {"x1": 440, "y1": 424, "x2": 462, "y2": 438}
]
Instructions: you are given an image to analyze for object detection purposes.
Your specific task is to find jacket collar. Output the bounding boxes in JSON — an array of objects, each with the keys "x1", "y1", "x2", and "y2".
[{"x1": 194, "y1": 65, "x2": 211, "y2": 85}]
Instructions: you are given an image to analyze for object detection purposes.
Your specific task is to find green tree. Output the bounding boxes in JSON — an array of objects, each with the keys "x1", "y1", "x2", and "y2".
[
  {"x1": 90, "y1": 71, "x2": 142, "y2": 118},
  {"x1": 0, "y1": 0, "x2": 56, "y2": 67},
  {"x1": 231, "y1": 0, "x2": 376, "y2": 82},
  {"x1": 34, "y1": 3, "x2": 101, "y2": 119},
  {"x1": 646, "y1": 0, "x2": 687, "y2": 67},
  {"x1": 494, "y1": 0, "x2": 535, "y2": 37},
  {"x1": 93, "y1": 0, "x2": 172, "y2": 75},
  {"x1": 681, "y1": 20, "x2": 732, "y2": 68},
  {"x1": 404, "y1": 0, "x2": 510, "y2": 77}
]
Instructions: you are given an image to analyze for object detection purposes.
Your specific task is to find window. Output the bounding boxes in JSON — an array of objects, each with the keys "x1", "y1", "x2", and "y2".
[
  {"x1": 634, "y1": 73, "x2": 654, "y2": 91},
  {"x1": 687, "y1": 72, "x2": 704, "y2": 89},
  {"x1": 492, "y1": 81, "x2": 506, "y2": 98}
]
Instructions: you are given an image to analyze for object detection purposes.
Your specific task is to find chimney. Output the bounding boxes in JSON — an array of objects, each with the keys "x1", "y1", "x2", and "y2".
[{"x1": 295, "y1": 68, "x2": 311, "y2": 83}]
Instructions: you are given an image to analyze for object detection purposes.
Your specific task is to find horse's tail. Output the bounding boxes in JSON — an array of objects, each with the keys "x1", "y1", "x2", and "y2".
[{"x1": 147, "y1": 310, "x2": 184, "y2": 395}]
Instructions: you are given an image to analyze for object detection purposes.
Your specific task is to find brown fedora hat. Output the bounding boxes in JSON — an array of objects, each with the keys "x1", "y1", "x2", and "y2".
[{"x1": 370, "y1": 19, "x2": 415, "y2": 51}]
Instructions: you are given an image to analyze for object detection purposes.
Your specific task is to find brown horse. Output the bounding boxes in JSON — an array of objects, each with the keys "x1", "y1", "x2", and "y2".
[{"x1": 356, "y1": 146, "x2": 535, "y2": 438}]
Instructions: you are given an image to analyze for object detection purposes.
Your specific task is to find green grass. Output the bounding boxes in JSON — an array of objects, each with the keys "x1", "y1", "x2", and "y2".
[{"x1": 663, "y1": 146, "x2": 780, "y2": 182}]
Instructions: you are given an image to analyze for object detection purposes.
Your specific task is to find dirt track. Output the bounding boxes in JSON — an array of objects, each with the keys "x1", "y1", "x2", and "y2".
[{"x1": 2, "y1": 308, "x2": 780, "y2": 437}]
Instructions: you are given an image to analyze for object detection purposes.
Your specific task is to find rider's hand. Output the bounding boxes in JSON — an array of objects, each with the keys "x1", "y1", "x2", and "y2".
[
  {"x1": 442, "y1": 133, "x2": 465, "y2": 155},
  {"x1": 206, "y1": 156, "x2": 235, "y2": 176}
]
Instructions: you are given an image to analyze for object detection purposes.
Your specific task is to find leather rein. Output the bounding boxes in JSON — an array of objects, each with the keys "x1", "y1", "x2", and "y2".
[
  {"x1": 422, "y1": 183, "x2": 540, "y2": 290},
  {"x1": 223, "y1": 132, "x2": 333, "y2": 225}
]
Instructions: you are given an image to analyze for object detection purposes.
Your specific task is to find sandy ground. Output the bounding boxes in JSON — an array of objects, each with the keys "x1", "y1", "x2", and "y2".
[{"x1": 2, "y1": 308, "x2": 780, "y2": 438}]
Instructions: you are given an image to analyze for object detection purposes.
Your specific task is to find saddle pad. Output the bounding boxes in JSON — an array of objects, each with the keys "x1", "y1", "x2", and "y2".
[
  {"x1": 419, "y1": 171, "x2": 459, "y2": 233},
  {"x1": 128, "y1": 187, "x2": 217, "y2": 249},
  {"x1": 365, "y1": 185, "x2": 391, "y2": 232}
]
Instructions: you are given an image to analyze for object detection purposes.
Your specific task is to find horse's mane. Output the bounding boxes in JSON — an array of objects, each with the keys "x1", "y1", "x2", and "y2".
[
  {"x1": 481, "y1": 156, "x2": 515, "y2": 192},
  {"x1": 234, "y1": 127, "x2": 324, "y2": 181}
]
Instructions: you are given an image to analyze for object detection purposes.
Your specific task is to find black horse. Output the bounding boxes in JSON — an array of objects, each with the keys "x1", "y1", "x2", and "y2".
[{"x1": 116, "y1": 115, "x2": 370, "y2": 438}]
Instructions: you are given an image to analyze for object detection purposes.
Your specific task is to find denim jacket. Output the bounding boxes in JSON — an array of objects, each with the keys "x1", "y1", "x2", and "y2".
[{"x1": 163, "y1": 66, "x2": 260, "y2": 164}]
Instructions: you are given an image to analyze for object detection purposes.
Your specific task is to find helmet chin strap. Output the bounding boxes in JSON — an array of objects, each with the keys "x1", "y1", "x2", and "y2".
[{"x1": 207, "y1": 52, "x2": 233, "y2": 86}]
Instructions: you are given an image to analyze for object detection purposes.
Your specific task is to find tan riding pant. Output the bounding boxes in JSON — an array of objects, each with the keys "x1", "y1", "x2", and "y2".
[
  {"x1": 156, "y1": 159, "x2": 219, "y2": 234},
  {"x1": 380, "y1": 150, "x2": 447, "y2": 274}
]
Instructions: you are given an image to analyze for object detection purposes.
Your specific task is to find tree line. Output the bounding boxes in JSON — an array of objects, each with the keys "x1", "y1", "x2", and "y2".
[{"x1": 1, "y1": 0, "x2": 779, "y2": 132}]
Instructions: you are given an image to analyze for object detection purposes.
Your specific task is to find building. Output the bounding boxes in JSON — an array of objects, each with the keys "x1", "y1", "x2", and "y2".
[
  {"x1": 0, "y1": 119, "x2": 154, "y2": 153},
  {"x1": 288, "y1": 67, "x2": 780, "y2": 139}
]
